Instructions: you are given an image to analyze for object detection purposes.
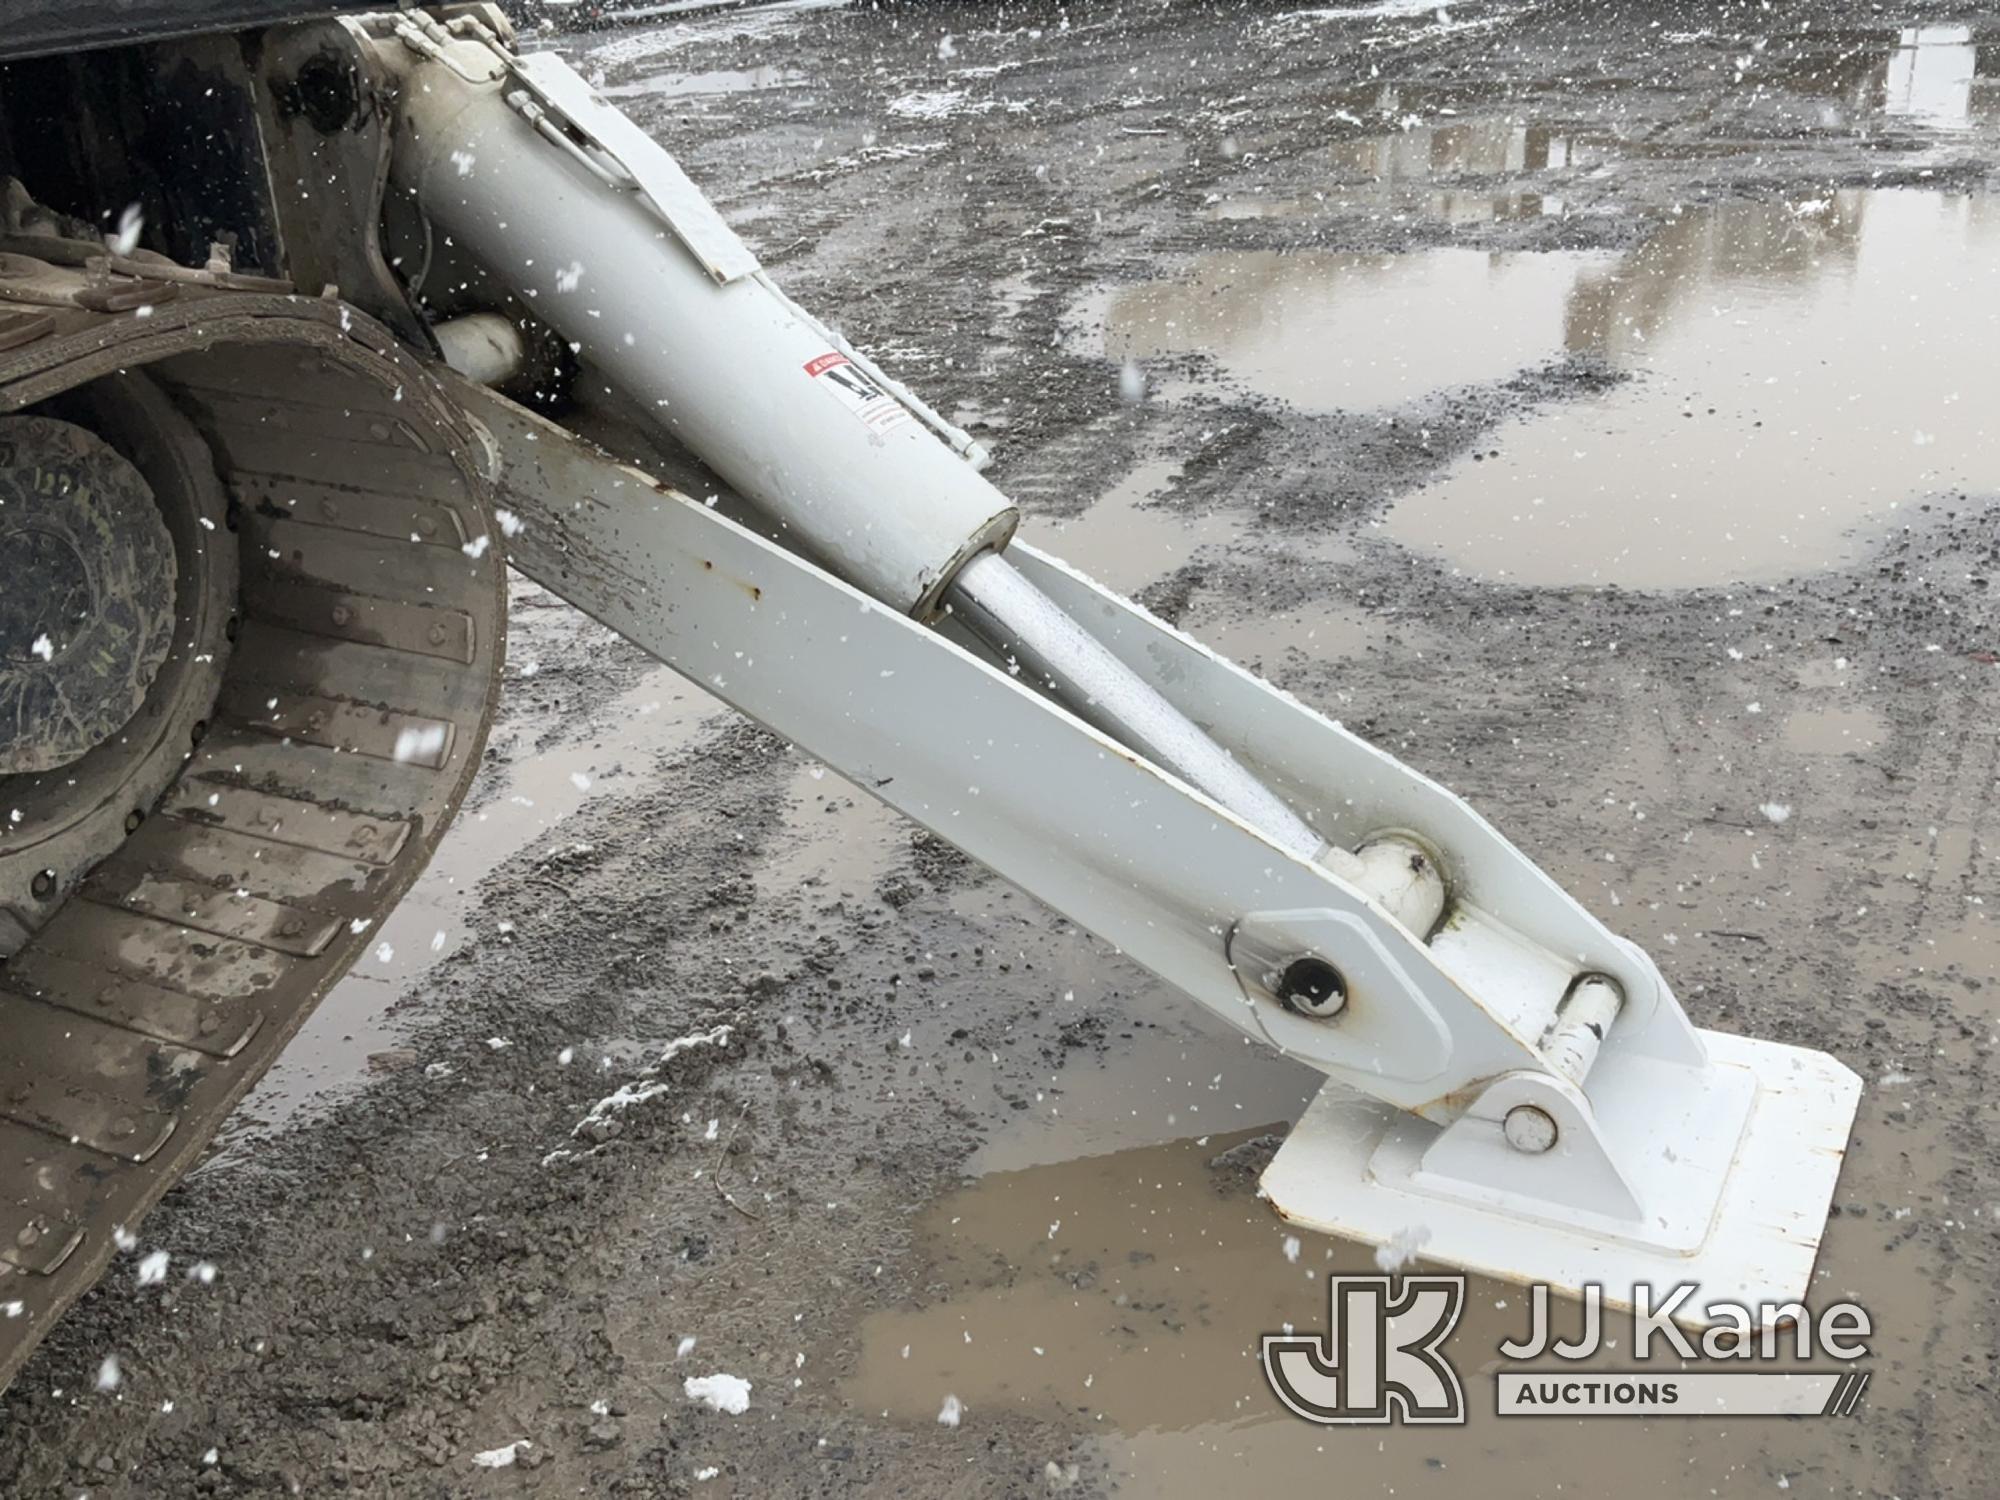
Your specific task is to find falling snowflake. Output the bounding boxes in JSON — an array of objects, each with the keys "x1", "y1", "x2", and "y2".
[
  {"x1": 1373, "y1": 1225, "x2": 1432, "y2": 1273},
  {"x1": 107, "y1": 203, "x2": 143, "y2": 256}
]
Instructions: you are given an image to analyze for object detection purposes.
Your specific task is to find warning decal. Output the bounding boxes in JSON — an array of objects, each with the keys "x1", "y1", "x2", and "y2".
[{"x1": 804, "y1": 352, "x2": 913, "y2": 435}]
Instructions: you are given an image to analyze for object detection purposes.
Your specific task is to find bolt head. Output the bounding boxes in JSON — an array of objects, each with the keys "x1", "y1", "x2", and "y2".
[{"x1": 1503, "y1": 1104, "x2": 1559, "y2": 1154}]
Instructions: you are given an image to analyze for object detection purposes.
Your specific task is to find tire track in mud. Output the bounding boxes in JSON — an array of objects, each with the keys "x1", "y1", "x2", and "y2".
[{"x1": 1890, "y1": 703, "x2": 2000, "y2": 1500}]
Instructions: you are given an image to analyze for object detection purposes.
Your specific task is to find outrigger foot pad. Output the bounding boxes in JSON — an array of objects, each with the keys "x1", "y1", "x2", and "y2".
[{"x1": 1261, "y1": 1030, "x2": 1863, "y2": 1326}]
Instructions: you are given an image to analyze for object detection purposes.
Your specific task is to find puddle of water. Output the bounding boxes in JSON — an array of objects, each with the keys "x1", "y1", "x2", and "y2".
[
  {"x1": 971, "y1": 1020, "x2": 1324, "y2": 1175},
  {"x1": 1205, "y1": 187, "x2": 1559, "y2": 223},
  {"x1": 1204, "y1": 115, "x2": 1592, "y2": 224},
  {"x1": 1916, "y1": 907, "x2": 1991, "y2": 981},
  {"x1": 1030, "y1": 454, "x2": 1202, "y2": 593},
  {"x1": 1328, "y1": 116, "x2": 1590, "y2": 228},
  {"x1": 599, "y1": 65, "x2": 804, "y2": 101},
  {"x1": 848, "y1": 981, "x2": 1937, "y2": 1500},
  {"x1": 222, "y1": 654, "x2": 719, "y2": 1139},
  {"x1": 849, "y1": 1128, "x2": 1361, "y2": 1436},
  {"x1": 1095, "y1": 247, "x2": 1605, "y2": 413},
  {"x1": 1205, "y1": 26, "x2": 1999, "y2": 223},
  {"x1": 754, "y1": 760, "x2": 908, "y2": 912},
  {"x1": 1387, "y1": 189, "x2": 2000, "y2": 587},
  {"x1": 1027, "y1": 450, "x2": 1365, "y2": 598},
  {"x1": 575, "y1": 0, "x2": 850, "y2": 69},
  {"x1": 1330, "y1": 116, "x2": 1581, "y2": 178},
  {"x1": 1781, "y1": 702, "x2": 1888, "y2": 754},
  {"x1": 848, "y1": 1119, "x2": 1874, "y2": 1498},
  {"x1": 1196, "y1": 599, "x2": 1380, "y2": 663}
]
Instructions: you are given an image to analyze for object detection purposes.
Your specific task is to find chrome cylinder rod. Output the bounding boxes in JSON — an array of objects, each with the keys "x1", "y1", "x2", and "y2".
[
  {"x1": 1541, "y1": 975, "x2": 1626, "y2": 1086},
  {"x1": 948, "y1": 550, "x2": 1347, "y2": 869}
]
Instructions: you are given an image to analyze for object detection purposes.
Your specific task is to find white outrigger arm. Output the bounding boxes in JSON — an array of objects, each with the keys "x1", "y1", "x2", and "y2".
[{"x1": 364, "y1": 10, "x2": 1860, "y2": 1321}]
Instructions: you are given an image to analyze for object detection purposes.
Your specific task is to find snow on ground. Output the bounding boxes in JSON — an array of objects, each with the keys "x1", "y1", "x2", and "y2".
[{"x1": 685, "y1": 1373, "x2": 752, "y2": 1415}]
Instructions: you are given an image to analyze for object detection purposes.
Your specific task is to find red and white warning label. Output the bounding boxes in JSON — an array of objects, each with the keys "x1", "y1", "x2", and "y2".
[{"x1": 803, "y1": 352, "x2": 913, "y2": 436}]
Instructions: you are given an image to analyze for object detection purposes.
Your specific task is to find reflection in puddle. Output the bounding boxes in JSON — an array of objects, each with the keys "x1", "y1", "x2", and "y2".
[
  {"x1": 1332, "y1": 116, "x2": 1580, "y2": 178},
  {"x1": 1328, "y1": 115, "x2": 1587, "y2": 226},
  {"x1": 1205, "y1": 115, "x2": 1593, "y2": 224},
  {"x1": 1099, "y1": 247, "x2": 1603, "y2": 412},
  {"x1": 1884, "y1": 25, "x2": 1981, "y2": 127},
  {"x1": 1031, "y1": 453, "x2": 1203, "y2": 593},
  {"x1": 849, "y1": 1120, "x2": 1870, "y2": 1498},
  {"x1": 1202, "y1": 25, "x2": 1998, "y2": 222},
  {"x1": 1389, "y1": 190, "x2": 2000, "y2": 586},
  {"x1": 970, "y1": 1021, "x2": 1323, "y2": 1175},
  {"x1": 851, "y1": 1126, "x2": 1478, "y2": 1493},
  {"x1": 849, "y1": 1129, "x2": 1364, "y2": 1436},
  {"x1": 1111, "y1": 184, "x2": 2000, "y2": 589},
  {"x1": 1205, "y1": 186, "x2": 1559, "y2": 224}
]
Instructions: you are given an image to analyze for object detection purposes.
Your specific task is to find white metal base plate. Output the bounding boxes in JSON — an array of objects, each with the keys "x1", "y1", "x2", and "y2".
[{"x1": 1260, "y1": 1030, "x2": 1862, "y2": 1326}]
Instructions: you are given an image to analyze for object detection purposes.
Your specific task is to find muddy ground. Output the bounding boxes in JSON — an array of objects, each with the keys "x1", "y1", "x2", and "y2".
[{"x1": 5, "y1": 0, "x2": 2000, "y2": 1494}]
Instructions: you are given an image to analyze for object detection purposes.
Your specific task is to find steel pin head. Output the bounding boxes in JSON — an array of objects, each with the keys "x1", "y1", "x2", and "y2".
[
  {"x1": 1503, "y1": 1104, "x2": 1559, "y2": 1154},
  {"x1": 1276, "y1": 956, "x2": 1346, "y2": 1019}
]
